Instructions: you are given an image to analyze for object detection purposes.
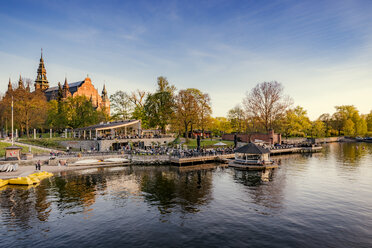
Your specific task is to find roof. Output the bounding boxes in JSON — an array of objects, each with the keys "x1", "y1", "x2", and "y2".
[
  {"x1": 75, "y1": 120, "x2": 140, "y2": 131},
  {"x1": 234, "y1": 143, "x2": 270, "y2": 154},
  {"x1": 5, "y1": 145, "x2": 23, "y2": 150},
  {"x1": 44, "y1": 81, "x2": 84, "y2": 93}
]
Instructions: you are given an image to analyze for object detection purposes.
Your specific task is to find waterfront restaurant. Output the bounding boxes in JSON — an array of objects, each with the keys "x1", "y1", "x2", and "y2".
[{"x1": 73, "y1": 120, "x2": 142, "y2": 140}]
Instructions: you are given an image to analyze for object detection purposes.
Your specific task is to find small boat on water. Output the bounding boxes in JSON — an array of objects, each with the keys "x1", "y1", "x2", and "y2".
[
  {"x1": 0, "y1": 179, "x2": 8, "y2": 188},
  {"x1": 229, "y1": 143, "x2": 278, "y2": 170},
  {"x1": 73, "y1": 158, "x2": 130, "y2": 166},
  {"x1": 73, "y1": 159, "x2": 100, "y2": 165},
  {"x1": 104, "y1": 158, "x2": 129, "y2": 163}
]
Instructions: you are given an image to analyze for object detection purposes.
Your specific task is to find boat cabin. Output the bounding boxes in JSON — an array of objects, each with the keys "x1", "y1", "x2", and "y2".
[{"x1": 234, "y1": 143, "x2": 271, "y2": 165}]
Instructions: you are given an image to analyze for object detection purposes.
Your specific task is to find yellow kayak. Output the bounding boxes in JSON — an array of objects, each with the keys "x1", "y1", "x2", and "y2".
[
  {"x1": 8, "y1": 177, "x2": 34, "y2": 185},
  {"x1": 30, "y1": 171, "x2": 53, "y2": 180},
  {"x1": 0, "y1": 179, "x2": 8, "y2": 188},
  {"x1": 27, "y1": 175, "x2": 41, "y2": 184}
]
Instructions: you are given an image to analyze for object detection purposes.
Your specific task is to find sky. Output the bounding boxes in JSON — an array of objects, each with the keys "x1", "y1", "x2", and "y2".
[{"x1": 0, "y1": 0, "x2": 372, "y2": 120}]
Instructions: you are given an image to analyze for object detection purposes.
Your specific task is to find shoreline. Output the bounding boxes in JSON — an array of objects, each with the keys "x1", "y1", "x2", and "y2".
[{"x1": 0, "y1": 163, "x2": 127, "y2": 180}]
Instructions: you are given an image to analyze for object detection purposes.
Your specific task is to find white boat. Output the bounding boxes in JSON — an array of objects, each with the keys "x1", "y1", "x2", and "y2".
[
  {"x1": 73, "y1": 159, "x2": 100, "y2": 165},
  {"x1": 104, "y1": 158, "x2": 129, "y2": 163}
]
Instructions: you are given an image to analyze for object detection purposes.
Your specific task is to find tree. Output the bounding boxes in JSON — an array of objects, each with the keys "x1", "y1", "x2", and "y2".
[
  {"x1": 0, "y1": 82, "x2": 48, "y2": 137},
  {"x1": 196, "y1": 93, "x2": 212, "y2": 136},
  {"x1": 366, "y1": 111, "x2": 372, "y2": 132},
  {"x1": 129, "y1": 89, "x2": 149, "y2": 128},
  {"x1": 332, "y1": 105, "x2": 362, "y2": 136},
  {"x1": 209, "y1": 117, "x2": 232, "y2": 136},
  {"x1": 110, "y1": 91, "x2": 134, "y2": 120},
  {"x1": 243, "y1": 81, "x2": 292, "y2": 131},
  {"x1": 318, "y1": 113, "x2": 332, "y2": 137},
  {"x1": 174, "y1": 88, "x2": 202, "y2": 138},
  {"x1": 144, "y1": 77, "x2": 176, "y2": 133},
  {"x1": 227, "y1": 105, "x2": 245, "y2": 133},
  {"x1": 344, "y1": 119, "x2": 355, "y2": 136},
  {"x1": 311, "y1": 120, "x2": 326, "y2": 138},
  {"x1": 281, "y1": 106, "x2": 311, "y2": 138}
]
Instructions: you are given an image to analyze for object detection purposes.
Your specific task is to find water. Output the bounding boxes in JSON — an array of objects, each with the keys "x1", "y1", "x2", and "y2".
[{"x1": 1, "y1": 143, "x2": 371, "y2": 247}]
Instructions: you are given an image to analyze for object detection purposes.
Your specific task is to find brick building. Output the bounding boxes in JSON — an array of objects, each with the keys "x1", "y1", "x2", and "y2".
[
  {"x1": 222, "y1": 130, "x2": 281, "y2": 145},
  {"x1": 9, "y1": 50, "x2": 110, "y2": 115}
]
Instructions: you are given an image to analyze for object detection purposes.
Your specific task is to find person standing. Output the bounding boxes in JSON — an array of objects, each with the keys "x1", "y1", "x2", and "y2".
[{"x1": 37, "y1": 160, "x2": 41, "y2": 170}]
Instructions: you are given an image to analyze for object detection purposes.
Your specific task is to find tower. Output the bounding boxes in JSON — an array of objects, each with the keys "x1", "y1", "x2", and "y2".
[
  {"x1": 35, "y1": 49, "x2": 49, "y2": 91},
  {"x1": 62, "y1": 77, "x2": 72, "y2": 99},
  {"x1": 100, "y1": 84, "x2": 110, "y2": 115}
]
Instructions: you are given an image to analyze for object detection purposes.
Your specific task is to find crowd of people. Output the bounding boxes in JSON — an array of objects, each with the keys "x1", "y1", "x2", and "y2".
[{"x1": 124, "y1": 146, "x2": 235, "y2": 158}]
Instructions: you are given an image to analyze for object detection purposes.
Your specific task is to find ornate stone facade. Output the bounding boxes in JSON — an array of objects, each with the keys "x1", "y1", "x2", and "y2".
[{"x1": 5, "y1": 51, "x2": 110, "y2": 115}]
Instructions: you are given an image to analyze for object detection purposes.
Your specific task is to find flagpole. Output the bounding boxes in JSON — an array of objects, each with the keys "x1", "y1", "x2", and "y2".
[{"x1": 11, "y1": 95, "x2": 14, "y2": 146}]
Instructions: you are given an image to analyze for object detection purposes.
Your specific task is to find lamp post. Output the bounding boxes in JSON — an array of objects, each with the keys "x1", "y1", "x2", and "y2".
[{"x1": 11, "y1": 95, "x2": 14, "y2": 145}]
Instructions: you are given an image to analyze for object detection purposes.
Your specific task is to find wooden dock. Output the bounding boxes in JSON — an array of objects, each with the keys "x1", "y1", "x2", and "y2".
[
  {"x1": 228, "y1": 163, "x2": 278, "y2": 171},
  {"x1": 270, "y1": 146, "x2": 322, "y2": 155},
  {"x1": 170, "y1": 154, "x2": 235, "y2": 166}
]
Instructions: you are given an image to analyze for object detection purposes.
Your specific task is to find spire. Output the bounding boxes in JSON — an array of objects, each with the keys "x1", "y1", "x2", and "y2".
[
  {"x1": 7, "y1": 78, "x2": 12, "y2": 92},
  {"x1": 63, "y1": 77, "x2": 69, "y2": 89},
  {"x1": 35, "y1": 50, "x2": 49, "y2": 91},
  {"x1": 102, "y1": 84, "x2": 107, "y2": 95},
  {"x1": 62, "y1": 77, "x2": 71, "y2": 99},
  {"x1": 26, "y1": 81, "x2": 31, "y2": 92},
  {"x1": 101, "y1": 84, "x2": 108, "y2": 101},
  {"x1": 18, "y1": 75, "x2": 24, "y2": 89}
]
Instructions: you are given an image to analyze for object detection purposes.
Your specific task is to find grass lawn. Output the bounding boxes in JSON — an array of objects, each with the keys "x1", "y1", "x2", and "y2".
[
  {"x1": 18, "y1": 138, "x2": 69, "y2": 151},
  {"x1": 0, "y1": 141, "x2": 47, "y2": 157},
  {"x1": 185, "y1": 139, "x2": 234, "y2": 149}
]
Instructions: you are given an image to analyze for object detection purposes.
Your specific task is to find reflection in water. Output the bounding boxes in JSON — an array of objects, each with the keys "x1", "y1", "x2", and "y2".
[
  {"x1": 233, "y1": 169, "x2": 274, "y2": 186},
  {"x1": 0, "y1": 143, "x2": 372, "y2": 248},
  {"x1": 333, "y1": 142, "x2": 369, "y2": 166},
  {"x1": 0, "y1": 183, "x2": 45, "y2": 230},
  {"x1": 140, "y1": 165, "x2": 213, "y2": 214},
  {"x1": 232, "y1": 168, "x2": 285, "y2": 212}
]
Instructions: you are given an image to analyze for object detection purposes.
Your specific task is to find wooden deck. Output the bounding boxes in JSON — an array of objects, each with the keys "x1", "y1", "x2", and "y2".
[
  {"x1": 270, "y1": 146, "x2": 322, "y2": 155},
  {"x1": 228, "y1": 162, "x2": 278, "y2": 170},
  {"x1": 170, "y1": 154, "x2": 235, "y2": 166}
]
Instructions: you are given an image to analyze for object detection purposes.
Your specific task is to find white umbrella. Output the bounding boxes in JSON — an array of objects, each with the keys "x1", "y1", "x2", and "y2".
[{"x1": 214, "y1": 142, "x2": 227, "y2": 146}]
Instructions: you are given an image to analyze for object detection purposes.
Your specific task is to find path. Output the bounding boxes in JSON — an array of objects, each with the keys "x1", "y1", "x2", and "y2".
[{"x1": 1, "y1": 139, "x2": 63, "y2": 153}]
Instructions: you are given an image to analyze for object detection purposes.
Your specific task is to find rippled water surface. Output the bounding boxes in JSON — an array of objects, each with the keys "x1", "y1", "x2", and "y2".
[{"x1": 1, "y1": 143, "x2": 372, "y2": 247}]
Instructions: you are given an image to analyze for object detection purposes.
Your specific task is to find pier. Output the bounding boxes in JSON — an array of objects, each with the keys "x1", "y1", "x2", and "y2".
[
  {"x1": 170, "y1": 154, "x2": 235, "y2": 166},
  {"x1": 270, "y1": 146, "x2": 322, "y2": 155}
]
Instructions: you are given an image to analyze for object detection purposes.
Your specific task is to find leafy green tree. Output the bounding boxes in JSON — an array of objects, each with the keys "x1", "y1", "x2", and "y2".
[
  {"x1": 282, "y1": 106, "x2": 311, "y2": 138},
  {"x1": 344, "y1": 119, "x2": 355, "y2": 136},
  {"x1": 144, "y1": 77, "x2": 176, "y2": 133},
  {"x1": 318, "y1": 113, "x2": 332, "y2": 137},
  {"x1": 228, "y1": 105, "x2": 245, "y2": 133},
  {"x1": 174, "y1": 88, "x2": 201, "y2": 138},
  {"x1": 366, "y1": 111, "x2": 372, "y2": 132},
  {"x1": 311, "y1": 120, "x2": 326, "y2": 138}
]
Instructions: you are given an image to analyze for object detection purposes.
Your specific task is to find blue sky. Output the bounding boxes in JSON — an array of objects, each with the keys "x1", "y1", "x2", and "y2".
[{"x1": 1, "y1": 0, "x2": 372, "y2": 119}]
